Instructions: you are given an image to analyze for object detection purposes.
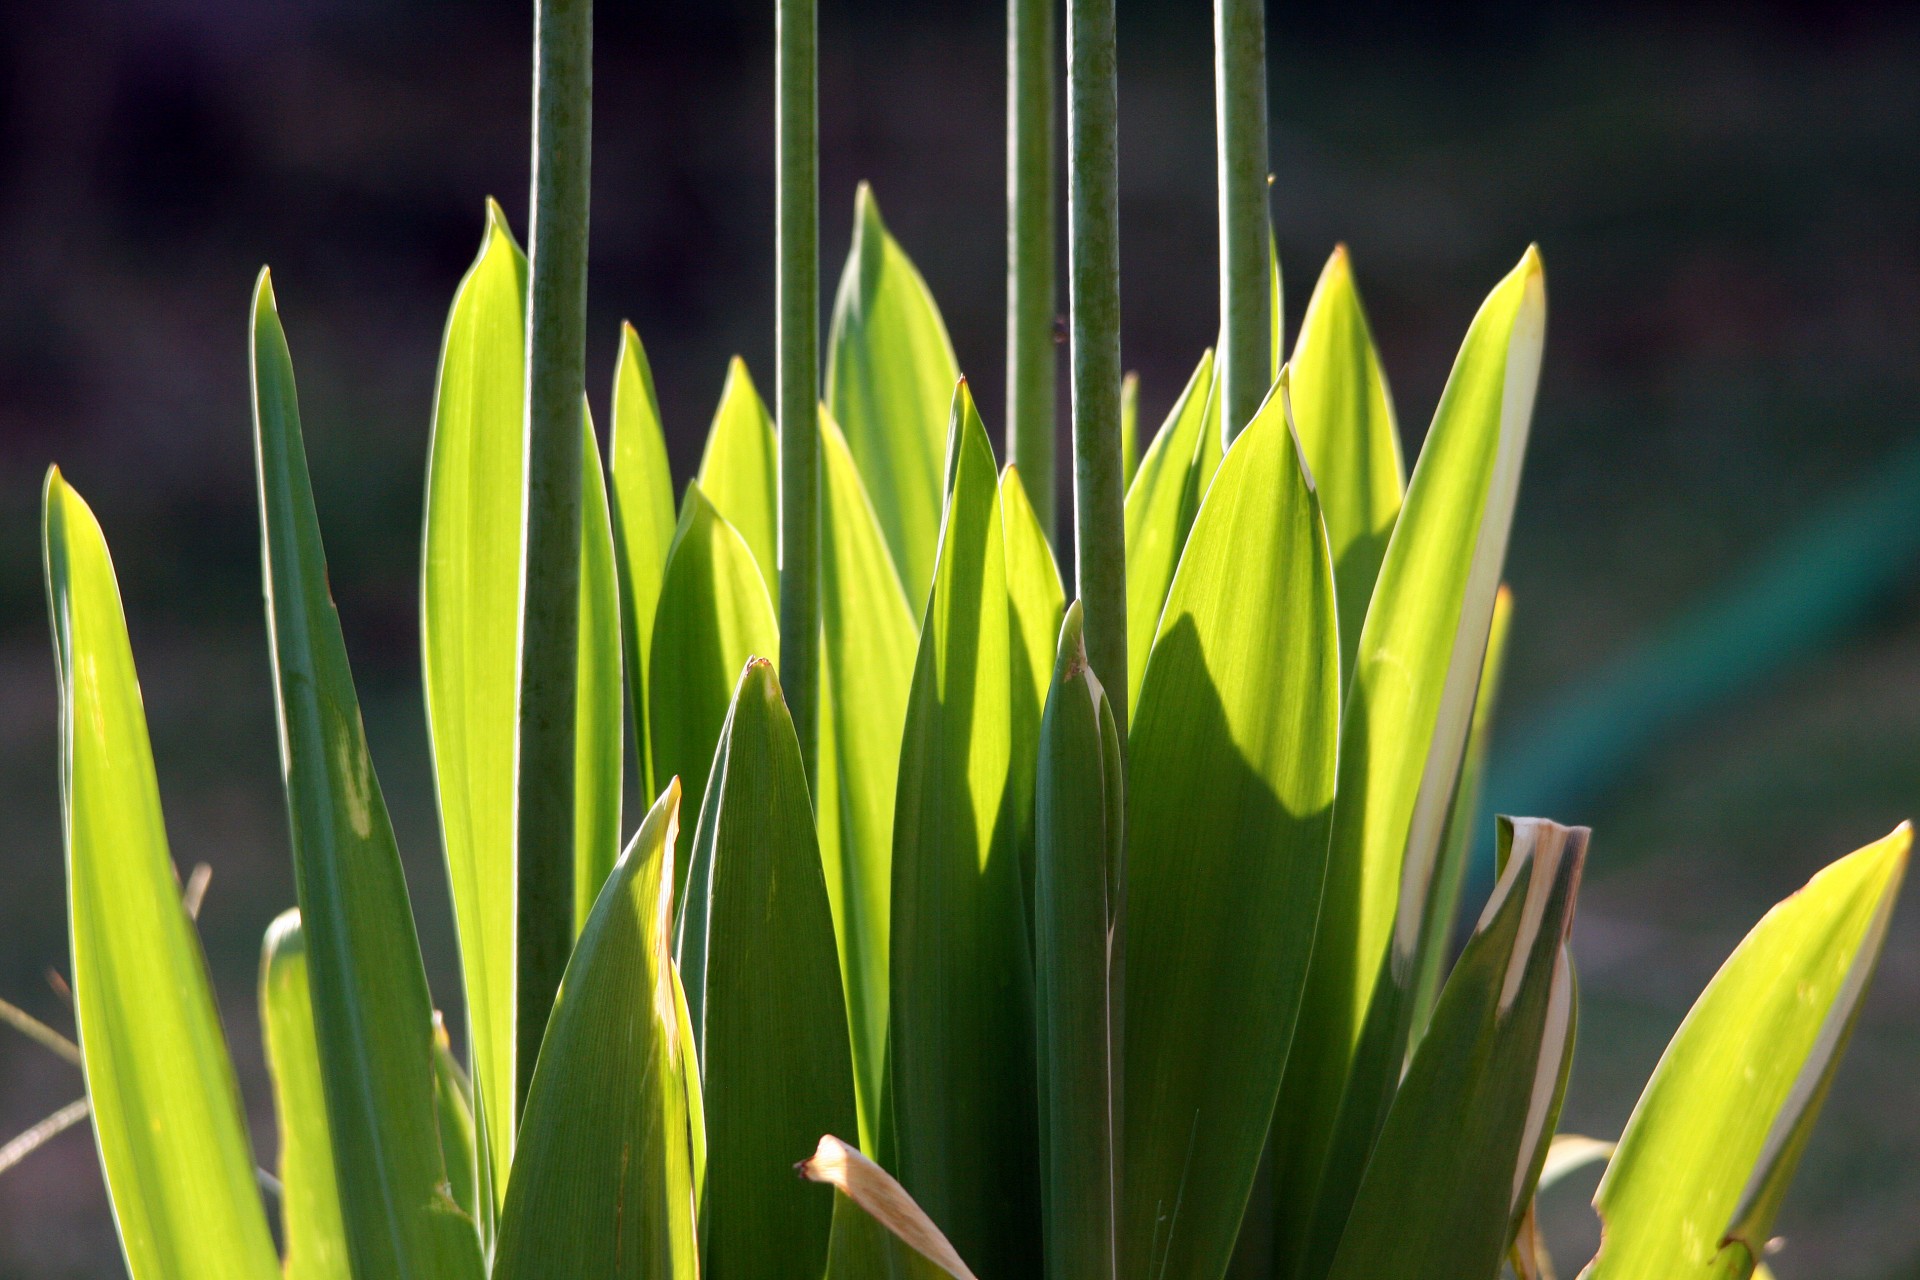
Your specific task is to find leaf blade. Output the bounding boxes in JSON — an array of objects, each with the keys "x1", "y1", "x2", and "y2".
[
  {"x1": 609, "y1": 323, "x2": 678, "y2": 800},
  {"x1": 697, "y1": 357, "x2": 781, "y2": 600},
  {"x1": 574, "y1": 409, "x2": 624, "y2": 926},
  {"x1": 261, "y1": 909, "x2": 352, "y2": 1280}
]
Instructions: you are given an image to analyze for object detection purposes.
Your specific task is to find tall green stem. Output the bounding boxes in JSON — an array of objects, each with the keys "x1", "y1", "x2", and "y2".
[
  {"x1": 1215, "y1": 0, "x2": 1269, "y2": 446},
  {"x1": 1068, "y1": 0, "x2": 1126, "y2": 731},
  {"x1": 1008, "y1": 0, "x2": 1058, "y2": 540},
  {"x1": 515, "y1": 0, "x2": 591, "y2": 1115},
  {"x1": 777, "y1": 0, "x2": 819, "y2": 780}
]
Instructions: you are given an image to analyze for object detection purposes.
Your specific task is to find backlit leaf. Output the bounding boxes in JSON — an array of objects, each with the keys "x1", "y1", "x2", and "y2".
[
  {"x1": 698, "y1": 357, "x2": 780, "y2": 600},
  {"x1": 1002, "y1": 463, "x2": 1067, "y2": 927},
  {"x1": 261, "y1": 909, "x2": 351, "y2": 1280},
  {"x1": 609, "y1": 323, "x2": 677, "y2": 800},
  {"x1": 574, "y1": 411, "x2": 624, "y2": 926}
]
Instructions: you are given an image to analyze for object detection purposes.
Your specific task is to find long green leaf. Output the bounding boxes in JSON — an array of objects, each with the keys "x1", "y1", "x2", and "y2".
[
  {"x1": 1002, "y1": 463, "x2": 1067, "y2": 926},
  {"x1": 1271, "y1": 249, "x2": 1546, "y2": 1278},
  {"x1": 1326, "y1": 818, "x2": 1586, "y2": 1280},
  {"x1": 609, "y1": 323, "x2": 677, "y2": 800},
  {"x1": 419, "y1": 203, "x2": 527, "y2": 1200},
  {"x1": 574, "y1": 411, "x2": 624, "y2": 926},
  {"x1": 698, "y1": 356, "x2": 781, "y2": 599},
  {"x1": 432, "y1": 1016, "x2": 485, "y2": 1243},
  {"x1": 1121, "y1": 373, "x2": 1340, "y2": 1280},
  {"x1": 817, "y1": 406, "x2": 917, "y2": 1150},
  {"x1": 1121, "y1": 349, "x2": 1216, "y2": 708},
  {"x1": 1287, "y1": 245, "x2": 1405, "y2": 685},
  {"x1": 890, "y1": 384, "x2": 1040, "y2": 1278},
  {"x1": 649, "y1": 482, "x2": 780, "y2": 868},
  {"x1": 251, "y1": 271, "x2": 485, "y2": 1280},
  {"x1": 261, "y1": 909, "x2": 351, "y2": 1280},
  {"x1": 494, "y1": 783, "x2": 700, "y2": 1280},
  {"x1": 1035, "y1": 601, "x2": 1125, "y2": 1280},
  {"x1": 826, "y1": 184, "x2": 961, "y2": 612},
  {"x1": 42, "y1": 470, "x2": 278, "y2": 1280},
  {"x1": 676, "y1": 659, "x2": 857, "y2": 1277},
  {"x1": 1587, "y1": 824, "x2": 1910, "y2": 1279}
]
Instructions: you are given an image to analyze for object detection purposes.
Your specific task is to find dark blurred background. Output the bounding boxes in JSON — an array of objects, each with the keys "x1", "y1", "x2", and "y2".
[{"x1": 2, "y1": 0, "x2": 1917, "y2": 1274}]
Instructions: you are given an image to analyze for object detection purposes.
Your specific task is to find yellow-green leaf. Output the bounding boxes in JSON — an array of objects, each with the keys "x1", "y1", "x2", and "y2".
[
  {"x1": 261, "y1": 909, "x2": 352, "y2": 1280},
  {"x1": 574, "y1": 411, "x2": 624, "y2": 927},
  {"x1": 817, "y1": 406, "x2": 917, "y2": 1150},
  {"x1": 419, "y1": 203, "x2": 527, "y2": 1200},
  {"x1": 43, "y1": 469, "x2": 279, "y2": 1280},
  {"x1": 1122, "y1": 373, "x2": 1340, "y2": 1280},
  {"x1": 1288, "y1": 246, "x2": 1405, "y2": 684},
  {"x1": 1272, "y1": 249, "x2": 1546, "y2": 1279},
  {"x1": 610, "y1": 323, "x2": 677, "y2": 800},
  {"x1": 252, "y1": 271, "x2": 485, "y2": 1280},
  {"x1": 676, "y1": 660, "x2": 857, "y2": 1278},
  {"x1": 494, "y1": 783, "x2": 699, "y2": 1280},
  {"x1": 1326, "y1": 819, "x2": 1586, "y2": 1280},
  {"x1": 1122, "y1": 349, "x2": 1216, "y2": 708},
  {"x1": 649, "y1": 481, "x2": 779, "y2": 874},
  {"x1": 826, "y1": 184, "x2": 961, "y2": 612},
  {"x1": 890, "y1": 385, "x2": 1040, "y2": 1278},
  {"x1": 1002, "y1": 462, "x2": 1067, "y2": 928},
  {"x1": 1587, "y1": 824, "x2": 1910, "y2": 1280},
  {"x1": 698, "y1": 356, "x2": 780, "y2": 600}
]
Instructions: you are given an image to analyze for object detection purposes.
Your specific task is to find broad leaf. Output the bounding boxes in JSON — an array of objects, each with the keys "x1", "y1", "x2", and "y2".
[
  {"x1": 252, "y1": 272, "x2": 485, "y2": 1280},
  {"x1": 1271, "y1": 249, "x2": 1546, "y2": 1279},
  {"x1": 826, "y1": 184, "x2": 961, "y2": 611},
  {"x1": 494, "y1": 783, "x2": 699, "y2": 1280},
  {"x1": 676, "y1": 660, "x2": 858, "y2": 1278},
  {"x1": 419, "y1": 203, "x2": 527, "y2": 1199},
  {"x1": 1326, "y1": 818, "x2": 1586, "y2": 1280},
  {"x1": 574, "y1": 412, "x2": 624, "y2": 925},
  {"x1": 1121, "y1": 349, "x2": 1216, "y2": 707},
  {"x1": 1287, "y1": 246, "x2": 1405, "y2": 685},
  {"x1": 261, "y1": 909, "x2": 352, "y2": 1280},
  {"x1": 1002, "y1": 463, "x2": 1067, "y2": 926},
  {"x1": 609, "y1": 323, "x2": 677, "y2": 799},
  {"x1": 649, "y1": 481, "x2": 779, "y2": 870},
  {"x1": 890, "y1": 384, "x2": 1041, "y2": 1278},
  {"x1": 817, "y1": 407, "x2": 917, "y2": 1149},
  {"x1": 1586, "y1": 824, "x2": 1909, "y2": 1279},
  {"x1": 1122, "y1": 374, "x2": 1340, "y2": 1280},
  {"x1": 1034, "y1": 602, "x2": 1125, "y2": 1280},
  {"x1": 43, "y1": 471, "x2": 279, "y2": 1280},
  {"x1": 698, "y1": 356, "x2": 780, "y2": 599}
]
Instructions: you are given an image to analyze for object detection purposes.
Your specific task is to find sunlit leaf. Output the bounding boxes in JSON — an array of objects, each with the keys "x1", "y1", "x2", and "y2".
[
  {"x1": 889, "y1": 384, "x2": 1040, "y2": 1278},
  {"x1": 42, "y1": 469, "x2": 279, "y2": 1280},
  {"x1": 252, "y1": 271, "x2": 485, "y2": 1280},
  {"x1": 1587, "y1": 825, "x2": 1910, "y2": 1280},
  {"x1": 574, "y1": 411, "x2": 624, "y2": 926},
  {"x1": 609, "y1": 323, "x2": 677, "y2": 800},
  {"x1": 261, "y1": 910, "x2": 351, "y2": 1280},
  {"x1": 698, "y1": 356, "x2": 780, "y2": 600},
  {"x1": 495, "y1": 784, "x2": 699, "y2": 1279},
  {"x1": 1002, "y1": 463, "x2": 1066, "y2": 927},
  {"x1": 826, "y1": 184, "x2": 961, "y2": 612},
  {"x1": 1122, "y1": 373, "x2": 1340, "y2": 1280},
  {"x1": 1122, "y1": 349, "x2": 1216, "y2": 707}
]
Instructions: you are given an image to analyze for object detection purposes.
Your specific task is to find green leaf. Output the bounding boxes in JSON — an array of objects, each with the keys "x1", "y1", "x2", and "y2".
[
  {"x1": 609, "y1": 323, "x2": 677, "y2": 800},
  {"x1": 826, "y1": 184, "x2": 961, "y2": 612},
  {"x1": 1271, "y1": 249, "x2": 1546, "y2": 1278},
  {"x1": 1002, "y1": 463, "x2": 1067, "y2": 931},
  {"x1": 42, "y1": 466, "x2": 279, "y2": 1280},
  {"x1": 698, "y1": 356, "x2": 780, "y2": 600},
  {"x1": 1122, "y1": 349, "x2": 1217, "y2": 708},
  {"x1": 889, "y1": 384, "x2": 1041, "y2": 1278},
  {"x1": 251, "y1": 271, "x2": 486, "y2": 1280},
  {"x1": 803, "y1": 1136, "x2": 979, "y2": 1280},
  {"x1": 671, "y1": 958, "x2": 707, "y2": 1215},
  {"x1": 1121, "y1": 374, "x2": 1340, "y2": 1280},
  {"x1": 574, "y1": 410, "x2": 624, "y2": 927},
  {"x1": 817, "y1": 406, "x2": 917, "y2": 1150},
  {"x1": 675, "y1": 660, "x2": 857, "y2": 1278},
  {"x1": 419, "y1": 202, "x2": 527, "y2": 1201},
  {"x1": 1120, "y1": 372, "x2": 1141, "y2": 488},
  {"x1": 1326, "y1": 818, "x2": 1586, "y2": 1280},
  {"x1": 1287, "y1": 246, "x2": 1405, "y2": 686},
  {"x1": 261, "y1": 910, "x2": 352, "y2": 1280},
  {"x1": 1409, "y1": 583, "x2": 1513, "y2": 1043},
  {"x1": 649, "y1": 481, "x2": 780, "y2": 873},
  {"x1": 494, "y1": 783, "x2": 700, "y2": 1280},
  {"x1": 1034, "y1": 602, "x2": 1125, "y2": 1280},
  {"x1": 432, "y1": 1014, "x2": 485, "y2": 1243},
  {"x1": 1587, "y1": 824, "x2": 1910, "y2": 1279}
]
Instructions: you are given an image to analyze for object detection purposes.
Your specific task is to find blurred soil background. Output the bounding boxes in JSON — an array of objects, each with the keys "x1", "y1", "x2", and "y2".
[{"x1": 1, "y1": 0, "x2": 1917, "y2": 1274}]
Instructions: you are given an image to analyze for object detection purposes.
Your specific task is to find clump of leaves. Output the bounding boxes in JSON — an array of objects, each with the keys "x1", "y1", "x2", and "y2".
[{"x1": 8, "y1": 3, "x2": 1906, "y2": 1280}]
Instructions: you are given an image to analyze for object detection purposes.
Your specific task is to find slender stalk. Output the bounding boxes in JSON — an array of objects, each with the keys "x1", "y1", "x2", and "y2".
[
  {"x1": 777, "y1": 0, "x2": 820, "y2": 780},
  {"x1": 1008, "y1": 0, "x2": 1058, "y2": 539},
  {"x1": 515, "y1": 0, "x2": 591, "y2": 1116},
  {"x1": 1214, "y1": 0, "x2": 1269, "y2": 446},
  {"x1": 1068, "y1": 0, "x2": 1126, "y2": 731}
]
